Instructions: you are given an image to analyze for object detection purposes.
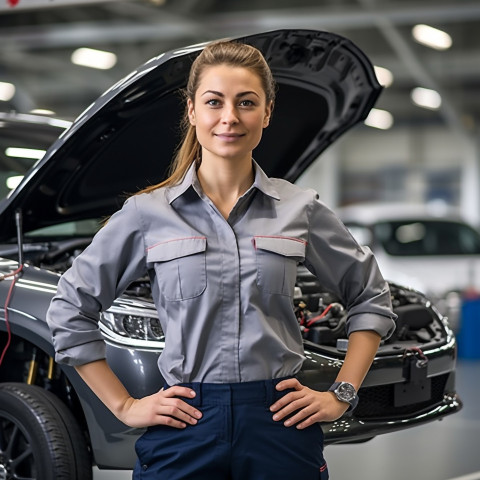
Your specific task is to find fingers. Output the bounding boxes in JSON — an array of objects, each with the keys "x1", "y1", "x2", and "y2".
[
  {"x1": 275, "y1": 378, "x2": 301, "y2": 392},
  {"x1": 161, "y1": 385, "x2": 196, "y2": 398},
  {"x1": 280, "y1": 405, "x2": 320, "y2": 429},
  {"x1": 120, "y1": 387, "x2": 203, "y2": 429},
  {"x1": 270, "y1": 393, "x2": 306, "y2": 422},
  {"x1": 154, "y1": 395, "x2": 203, "y2": 428},
  {"x1": 153, "y1": 388, "x2": 202, "y2": 428},
  {"x1": 270, "y1": 379, "x2": 302, "y2": 413},
  {"x1": 270, "y1": 382, "x2": 347, "y2": 429}
]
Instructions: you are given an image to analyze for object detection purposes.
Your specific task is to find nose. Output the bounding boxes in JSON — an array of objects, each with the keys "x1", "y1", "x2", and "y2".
[{"x1": 221, "y1": 104, "x2": 239, "y2": 125}]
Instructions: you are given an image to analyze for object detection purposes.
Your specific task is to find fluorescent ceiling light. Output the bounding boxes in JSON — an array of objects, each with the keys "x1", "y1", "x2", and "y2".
[
  {"x1": 364, "y1": 108, "x2": 394, "y2": 130},
  {"x1": 411, "y1": 87, "x2": 442, "y2": 110},
  {"x1": 412, "y1": 24, "x2": 452, "y2": 50},
  {"x1": 71, "y1": 48, "x2": 117, "y2": 70},
  {"x1": 30, "y1": 108, "x2": 56, "y2": 115},
  {"x1": 6, "y1": 175, "x2": 24, "y2": 190},
  {"x1": 374, "y1": 66, "x2": 393, "y2": 88},
  {"x1": 0, "y1": 82, "x2": 15, "y2": 101},
  {"x1": 5, "y1": 147, "x2": 46, "y2": 160}
]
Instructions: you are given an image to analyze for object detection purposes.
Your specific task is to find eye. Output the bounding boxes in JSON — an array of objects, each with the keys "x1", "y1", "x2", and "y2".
[
  {"x1": 206, "y1": 98, "x2": 221, "y2": 107},
  {"x1": 239, "y1": 99, "x2": 255, "y2": 107}
]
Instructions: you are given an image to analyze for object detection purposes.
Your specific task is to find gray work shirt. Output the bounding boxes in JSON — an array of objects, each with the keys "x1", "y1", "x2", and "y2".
[{"x1": 47, "y1": 161, "x2": 396, "y2": 385}]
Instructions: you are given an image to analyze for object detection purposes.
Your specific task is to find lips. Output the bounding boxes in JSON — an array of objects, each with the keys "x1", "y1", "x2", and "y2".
[{"x1": 215, "y1": 132, "x2": 245, "y2": 141}]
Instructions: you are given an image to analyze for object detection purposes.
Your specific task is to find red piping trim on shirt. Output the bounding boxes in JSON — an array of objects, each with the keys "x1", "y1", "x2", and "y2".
[
  {"x1": 147, "y1": 236, "x2": 207, "y2": 251},
  {"x1": 252, "y1": 235, "x2": 307, "y2": 250},
  {"x1": 253, "y1": 235, "x2": 307, "y2": 244}
]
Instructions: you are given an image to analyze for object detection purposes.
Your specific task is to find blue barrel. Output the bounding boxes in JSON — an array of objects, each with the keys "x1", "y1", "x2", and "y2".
[{"x1": 457, "y1": 299, "x2": 480, "y2": 359}]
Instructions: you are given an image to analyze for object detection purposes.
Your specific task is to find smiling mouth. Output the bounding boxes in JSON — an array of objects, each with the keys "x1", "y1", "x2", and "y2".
[{"x1": 215, "y1": 133, "x2": 245, "y2": 141}]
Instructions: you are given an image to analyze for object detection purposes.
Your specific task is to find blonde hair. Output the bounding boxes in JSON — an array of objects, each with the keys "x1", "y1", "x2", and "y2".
[{"x1": 138, "y1": 40, "x2": 276, "y2": 194}]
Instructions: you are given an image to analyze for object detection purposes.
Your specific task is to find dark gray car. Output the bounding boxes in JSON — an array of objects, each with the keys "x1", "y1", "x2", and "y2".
[{"x1": 0, "y1": 30, "x2": 462, "y2": 480}]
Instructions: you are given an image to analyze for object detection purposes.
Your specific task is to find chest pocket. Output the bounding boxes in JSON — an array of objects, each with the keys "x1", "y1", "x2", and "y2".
[
  {"x1": 254, "y1": 236, "x2": 306, "y2": 296},
  {"x1": 147, "y1": 237, "x2": 207, "y2": 301}
]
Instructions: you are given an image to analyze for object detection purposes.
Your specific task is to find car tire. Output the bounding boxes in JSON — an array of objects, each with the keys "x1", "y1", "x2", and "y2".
[
  {"x1": 31, "y1": 384, "x2": 93, "y2": 480},
  {"x1": 0, "y1": 382, "x2": 92, "y2": 480}
]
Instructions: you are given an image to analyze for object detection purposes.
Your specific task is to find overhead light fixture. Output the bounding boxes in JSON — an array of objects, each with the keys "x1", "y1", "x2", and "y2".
[
  {"x1": 5, "y1": 147, "x2": 46, "y2": 160},
  {"x1": 412, "y1": 24, "x2": 452, "y2": 50},
  {"x1": 374, "y1": 66, "x2": 393, "y2": 88},
  {"x1": 71, "y1": 48, "x2": 117, "y2": 70},
  {"x1": 0, "y1": 82, "x2": 15, "y2": 101},
  {"x1": 30, "y1": 108, "x2": 56, "y2": 116},
  {"x1": 364, "y1": 108, "x2": 394, "y2": 130},
  {"x1": 6, "y1": 175, "x2": 24, "y2": 190},
  {"x1": 411, "y1": 87, "x2": 442, "y2": 110}
]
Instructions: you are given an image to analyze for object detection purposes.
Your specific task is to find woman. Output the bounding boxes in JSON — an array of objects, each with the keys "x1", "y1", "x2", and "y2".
[{"x1": 47, "y1": 40, "x2": 396, "y2": 479}]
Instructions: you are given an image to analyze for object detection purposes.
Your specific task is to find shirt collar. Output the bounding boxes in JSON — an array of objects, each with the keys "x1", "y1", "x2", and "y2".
[
  {"x1": 251, "y1": 159, "x2": 280, "y2": 200},
  {"x1": 164, "y1": 162, "x2": 197, "y2": 204},
  {"x1": 165, "y1": 159, "x2": 281, "y2": 204}
]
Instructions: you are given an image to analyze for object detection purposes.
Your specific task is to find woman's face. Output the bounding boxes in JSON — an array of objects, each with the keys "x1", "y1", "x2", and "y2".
[{"x1": 187, "y1": 64, "x2": 272, "y2": 165}]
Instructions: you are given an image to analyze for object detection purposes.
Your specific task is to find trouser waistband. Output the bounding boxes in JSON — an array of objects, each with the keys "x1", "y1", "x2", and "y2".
[{"x1": 165, "y1": 376, "x2": 295, "y2": 407}]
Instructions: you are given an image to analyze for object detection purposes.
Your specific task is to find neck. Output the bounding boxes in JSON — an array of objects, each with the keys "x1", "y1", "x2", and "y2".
[{"x1": 196, "y1": 155, "x2": 255, "y2": 219}]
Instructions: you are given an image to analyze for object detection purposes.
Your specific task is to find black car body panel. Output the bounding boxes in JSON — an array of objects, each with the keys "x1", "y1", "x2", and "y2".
[
  {"x1": 0, "y1": 29, "x2": 461, "y2": 472},
  {"x1": 0, "y1": 29, "x2": 381, "y2": 240}
]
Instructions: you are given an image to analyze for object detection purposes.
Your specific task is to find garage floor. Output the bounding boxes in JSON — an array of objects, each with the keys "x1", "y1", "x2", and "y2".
[{"x1": 93, "y1": 359, "x2": 480, "y2": 480}]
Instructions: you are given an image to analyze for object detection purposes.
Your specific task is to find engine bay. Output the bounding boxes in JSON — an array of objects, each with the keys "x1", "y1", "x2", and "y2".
[{"x1": 1, "y1": 237, "x2": 452, "y2": 354}]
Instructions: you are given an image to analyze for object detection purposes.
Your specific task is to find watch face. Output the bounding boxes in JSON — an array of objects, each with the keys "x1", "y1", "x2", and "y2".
[{"x1": 337, "y1": 382, "x2": 356, "y2": 401}]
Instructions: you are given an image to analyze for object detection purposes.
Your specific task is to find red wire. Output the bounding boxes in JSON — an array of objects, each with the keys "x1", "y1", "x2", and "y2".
[
  {"x1": 306, "y1": 303, "x2": 333, "y2": 328},
  {"x1": 0, "y1": 265, "x2": 24, "y2": 366}
]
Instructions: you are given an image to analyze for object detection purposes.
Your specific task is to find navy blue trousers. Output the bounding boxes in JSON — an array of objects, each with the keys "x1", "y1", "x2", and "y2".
[{"x1": 132, "y1": 378, "x2": 329, "y2": 479}]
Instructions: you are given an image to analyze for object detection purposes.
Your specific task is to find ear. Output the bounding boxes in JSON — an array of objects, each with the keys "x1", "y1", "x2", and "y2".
[
  {"x1": 187, "y1": 98, "x2": 196, "y2": 126},
  {"x1": 263, "y1": 100, "x2": 273, "y2": 128}
]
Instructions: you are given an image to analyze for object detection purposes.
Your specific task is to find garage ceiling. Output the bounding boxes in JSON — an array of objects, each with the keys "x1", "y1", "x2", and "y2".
[{"x1": 1, "y1": 0, "x2": 480, "y2": 138}]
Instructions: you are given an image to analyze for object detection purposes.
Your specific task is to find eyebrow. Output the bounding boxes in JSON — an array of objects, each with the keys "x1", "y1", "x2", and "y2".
[{"x1": 201, "y1": 90, "x2": 260, "y2": 98}]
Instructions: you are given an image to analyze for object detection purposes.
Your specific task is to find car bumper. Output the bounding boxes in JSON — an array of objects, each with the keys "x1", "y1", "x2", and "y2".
[
  {"x1": 323, "y1": 391, "x2": 462, "y2": 444},
  {"x1": 81, "y1": 334, "x2": 461, "y2": 468}
]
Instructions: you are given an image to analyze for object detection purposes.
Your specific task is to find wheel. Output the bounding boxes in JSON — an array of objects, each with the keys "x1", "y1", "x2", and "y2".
[
  {"x1": 0, "y1": 382, "x2": 92, "y2": 480},
  {"x1": 31, "y1": 385, "x2": 93, "y2": 480}
]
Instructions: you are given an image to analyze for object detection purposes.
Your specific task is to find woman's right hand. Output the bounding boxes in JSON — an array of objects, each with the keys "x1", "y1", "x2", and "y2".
[
  {"x1": 74, "y1": 360, "x2": 202, "y2": 430},
  {"x1": 117, "y1": 386, "x2": 203, "y2": 429}
]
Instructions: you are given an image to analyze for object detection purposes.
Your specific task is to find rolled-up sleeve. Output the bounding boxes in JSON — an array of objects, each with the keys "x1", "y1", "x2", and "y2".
[
  {"x1": 304, "y1": 194, "x2": 396, "y2": 340},
  {"x1": 46, "y1": 196, "x2": 147, "y2": 365}
]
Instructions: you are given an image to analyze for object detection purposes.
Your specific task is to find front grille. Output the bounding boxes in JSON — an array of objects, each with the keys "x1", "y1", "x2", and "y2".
[{"x1": 355, "y1": 373, "x2": 449, "y2": 420}]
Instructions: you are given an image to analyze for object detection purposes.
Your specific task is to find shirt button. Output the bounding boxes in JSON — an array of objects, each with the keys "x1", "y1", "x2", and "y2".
[{"x1": 142, "y1": 464, "x2": 148, "y2": 471}]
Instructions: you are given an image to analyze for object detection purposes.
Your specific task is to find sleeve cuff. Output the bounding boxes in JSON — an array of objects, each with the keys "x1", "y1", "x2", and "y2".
[
  {"x1": 55, "y1": 340, "x2": 106, "y2": 366},
  {"x1": 346, "y1": 313, "x2": 396, "y2": 340}
]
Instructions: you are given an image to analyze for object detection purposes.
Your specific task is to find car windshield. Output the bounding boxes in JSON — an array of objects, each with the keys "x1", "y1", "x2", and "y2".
[
  {"x1": 24, "y1": 219, "x2": 103, "y2": 239},
  {"x1": 374, "y1": 220, "x2": 480, "y2": 256}
]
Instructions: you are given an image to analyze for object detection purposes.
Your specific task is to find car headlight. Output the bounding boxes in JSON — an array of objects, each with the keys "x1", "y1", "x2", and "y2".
[{"x1": 99, "y1": 306, "x2": 165, "y2": 348}]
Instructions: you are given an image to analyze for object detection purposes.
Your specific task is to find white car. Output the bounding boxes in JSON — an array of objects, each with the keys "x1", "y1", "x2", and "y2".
[{"x1": 338, "y1": 202, "x2": 480, "y2": 330}]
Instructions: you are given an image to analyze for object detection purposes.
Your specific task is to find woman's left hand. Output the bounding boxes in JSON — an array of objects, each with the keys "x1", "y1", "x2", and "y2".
[{"x1": 270, "y1": 378, "x2": 349, "y2": 428}]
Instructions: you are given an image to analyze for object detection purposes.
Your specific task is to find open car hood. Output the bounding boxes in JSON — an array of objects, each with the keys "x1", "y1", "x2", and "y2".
[{"x1": 0, "y1": 29, "x2": 381, "y2": 240}]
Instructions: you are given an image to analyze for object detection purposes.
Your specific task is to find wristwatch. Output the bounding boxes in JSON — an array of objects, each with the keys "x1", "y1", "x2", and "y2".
[{"x1": 328, "y1": 381, "x2": 359, "y2": 412}]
